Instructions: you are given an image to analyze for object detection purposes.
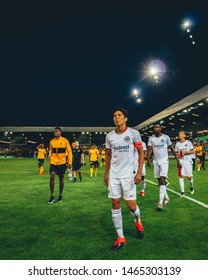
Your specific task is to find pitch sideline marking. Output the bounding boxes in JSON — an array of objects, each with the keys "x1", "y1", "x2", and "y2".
[
  {"x1": 145, "y1": 179, "x2": 208, "y2": 209},
  {"x1": 1, "y1": 172, "x2": 208, "y2": 209}
]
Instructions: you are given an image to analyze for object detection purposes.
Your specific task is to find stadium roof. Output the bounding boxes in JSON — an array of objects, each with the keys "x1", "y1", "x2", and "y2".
[
  {"x1": 135, "y1": 84, "x2": 208, "y2": 139},
  {"x1": 0, "y1": 84, "x2": 207, "y2": 144},
  {"x1": 135, "y1": 84, "x2": 208, "y2": 131}
]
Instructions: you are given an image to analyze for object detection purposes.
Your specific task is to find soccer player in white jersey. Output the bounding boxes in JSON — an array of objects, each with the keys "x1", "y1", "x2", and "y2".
[
  {"x1": 147, "y1": 123, "x2": 180, "y2": 211},
  {"x1": 175, "y1": 131, "x2": 195, "y2": 197},
  {"x1": 103, "y1": 108, "x2": 144, "y2": 250},
  {"x1": 135, "y1": 141, "x2": 147, "y2": 196}
]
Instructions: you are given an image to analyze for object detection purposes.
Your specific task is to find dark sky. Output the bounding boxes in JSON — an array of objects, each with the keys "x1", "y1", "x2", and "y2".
[{"x1": 0, "y1": 0, "x2": 208, "y2": 127}]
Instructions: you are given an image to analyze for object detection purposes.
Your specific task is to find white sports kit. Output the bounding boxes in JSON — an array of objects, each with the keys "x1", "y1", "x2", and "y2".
[
  {"x1": 147, "y1": 134, "x2": 172, "y2": 178},
  {"x1": 175, "y1": 140, "x2": 194, "y2": 177},
  {"x1": 105, "y1": 127, "x2": 142, "y2": 200}
]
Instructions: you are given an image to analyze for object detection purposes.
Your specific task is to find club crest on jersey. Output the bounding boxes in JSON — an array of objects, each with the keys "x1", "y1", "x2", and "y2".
[
  {"x1": 124, "y1": 136, "x2": 130, "y2": 142},
  {"x1": 161, "y1": 139, "x2": 165, "y2": 143}
]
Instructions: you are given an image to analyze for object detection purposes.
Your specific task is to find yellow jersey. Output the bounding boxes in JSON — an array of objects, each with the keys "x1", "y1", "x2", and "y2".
[
  {"x1": 37, "y1": 148, "x2": 46, "y2": 159},
  {"x1": 49, "y1": 136, "x2": 72, "y2": 165},
  {"x1": 89, "y1": 148, "x2": 99, "y2": 161},
  {"x1": 101, "y1": 149, "x2": 106, "y2": 159},
  {"x1": 196, "y1": 145, "x2": 202, "y2": 157}
]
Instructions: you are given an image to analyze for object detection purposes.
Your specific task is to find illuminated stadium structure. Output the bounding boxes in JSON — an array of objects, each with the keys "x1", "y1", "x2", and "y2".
[{"x1": 0, "y1": 84, "x2": 208, "y2": 146}]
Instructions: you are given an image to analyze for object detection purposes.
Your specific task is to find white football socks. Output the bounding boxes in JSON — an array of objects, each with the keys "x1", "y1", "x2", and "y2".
[
  {"x1": 112, "y1": 208, "x2": 124, "y2": 238},
  {"x1": 188, "y1": 178, "x2": 193, "y2": 188},
  {"x1": 159, "y1": 185, "x2": 166, "y2": 206},
  {"x1": 130, "y1": 205, "x2": 141, "y2": 222},
  {"x1": 179, "y1": 178, "x2": 185, "y2": 193},
  {"x1": 141, "y1": 180, "x2": 146, "y2": 192}
]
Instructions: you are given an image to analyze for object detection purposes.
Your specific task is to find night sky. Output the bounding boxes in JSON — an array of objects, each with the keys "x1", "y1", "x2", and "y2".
[{"x1": 0, "y1": 0, "x2": 208, "y2": 127}]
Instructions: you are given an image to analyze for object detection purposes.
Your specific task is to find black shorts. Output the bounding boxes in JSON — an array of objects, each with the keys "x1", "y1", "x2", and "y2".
[
  {"x1": 90, "y1": 161, "x2": 99, "y2": 168},
  {"x1": 50, "y1": 164, "x2": 67, "y2": 176},
  {"x1": 38, "y1": 159, "x2": 44, "y2": 166},
  {"x1": 72, "y1": 161, "x2": 81, "y2": 171}
]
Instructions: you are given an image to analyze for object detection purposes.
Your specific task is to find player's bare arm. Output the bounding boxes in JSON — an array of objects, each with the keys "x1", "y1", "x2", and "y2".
[
  {"x1": 181, "y1": 149, "x2": 195, "y2": 156},
  {"x1": 103, "y1": 149, "x2": 111, "y2": 186},
  {"x1": 169, "y1": 145, "x2": 181, "y2": 167},
  {"x1": 134, "y1": 145, "x2": 144, "y2": 184},
  {"x1": 147, "y1": 146, "x2": 152, "y2": 166}
]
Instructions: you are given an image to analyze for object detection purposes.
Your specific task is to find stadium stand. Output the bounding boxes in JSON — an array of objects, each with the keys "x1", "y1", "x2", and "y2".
[{"x1": 0, "y1": 84, "x2": 208, "y2": 158}]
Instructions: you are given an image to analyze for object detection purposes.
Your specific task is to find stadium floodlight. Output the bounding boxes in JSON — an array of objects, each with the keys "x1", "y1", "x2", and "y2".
[
  {"x1": 132, "y1": 89, "x2": 139, "y2": 96},
  {"x1": 144, "y1": 59, "x2": 166, "y2": 81},
  {"x1": 183, "y1": 20, "x2": 191, "y2": 29},
  {"x1": 148, "y1": 67, "x2": 159, "y2": 76},
  {"x1": 184, "y1": 21, "x2": 190, "y2": 28},
  {"x1": 136, "y1": 98, "x2": 142, "y2": 103}
]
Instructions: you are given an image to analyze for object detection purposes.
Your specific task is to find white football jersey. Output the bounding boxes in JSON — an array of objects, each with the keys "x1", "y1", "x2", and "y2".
[
  {"x1": 148, "y1": 134, "x2": 172, "y2": 163},
  {"x1": 175, "y1": 140, "x2": 194, "y2": 164},
  {"x1": 190, "y1": 148, "x2": 196, "y2": 159},
  {"x1": 105, "y1": 127, "x2": 142, "y2": 178}
]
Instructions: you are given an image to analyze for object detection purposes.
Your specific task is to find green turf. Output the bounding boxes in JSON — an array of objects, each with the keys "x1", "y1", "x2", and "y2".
[{"x1": 0, "y1": 158, "x2": 207, "y2": 260}]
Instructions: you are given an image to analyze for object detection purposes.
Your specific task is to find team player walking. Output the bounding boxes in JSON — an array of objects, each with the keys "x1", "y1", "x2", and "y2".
[
  {"x1": 103, "y1": 108, "x2": 144, "y2": 250},
  {"x1": 44, "y1": 115, "x2": 200, "y2": 251},
  {"x1": 147, "y1": 124, "x2": 180, "y2": 211}
]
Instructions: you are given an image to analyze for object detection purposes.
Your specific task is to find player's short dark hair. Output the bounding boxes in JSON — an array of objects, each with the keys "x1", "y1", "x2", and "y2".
[
  {"x1": 179, "y1": 130, "x2": 186, "y2": 135},
  {"x1": 153, "y1": 123, "x2": 161, "y2": 127},
  {"x1": 112, "y1": 108, "x2": 128, "y2": 118},
  {"x1": 54, "y1": 127, "x2": 62, "y2": 132}
]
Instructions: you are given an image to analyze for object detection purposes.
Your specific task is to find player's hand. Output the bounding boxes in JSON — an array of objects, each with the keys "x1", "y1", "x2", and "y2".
[
  {"x1": 134, "y1": 174, "x2": 141, "y2": 184},
  {"x1": 181, "y1": 150, "x2": 188, "y2": 156},
  {"x1": 103, "y1": 174, "x2": 109, "y2": 186}
]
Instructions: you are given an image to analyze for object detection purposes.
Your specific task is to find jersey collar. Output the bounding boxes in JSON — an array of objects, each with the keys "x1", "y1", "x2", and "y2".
[{"x1": 115, "y1": 126, "x2": 128, "y2": 134}]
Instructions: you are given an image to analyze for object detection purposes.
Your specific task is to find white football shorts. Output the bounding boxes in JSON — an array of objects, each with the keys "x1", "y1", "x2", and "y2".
[
  {"x1": 180, "y1": 163, "x2": 193, "y2": 177},
  {"x1": 153, "y1": 161, "x2": 169, "y2": 178},
  {"x1": 108, "y1": 177, "x2": 136, "y2": 200}
]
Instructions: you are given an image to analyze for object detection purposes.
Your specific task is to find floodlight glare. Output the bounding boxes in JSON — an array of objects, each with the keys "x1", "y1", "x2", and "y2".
[
  {"x1": 136, "y1": 98, "x2": 142, "y2": 103},
  {"x1": 149, "y1": 67, "x2": 158, "y2": 76},
  {"x1": 183, "y1": 20, "x2": 191, "y2": 29},
  {"x1": 132, "y1": 89, "x2": 139, "y2": 95},
  {"x1": 143, "y1": 59, "x2": 166, "y2": 82}
]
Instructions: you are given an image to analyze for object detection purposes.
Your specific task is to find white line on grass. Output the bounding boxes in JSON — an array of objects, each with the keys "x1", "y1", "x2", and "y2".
[
  {"x1": 0, "y1": 171, "x2": 91, "y2": 174},
  {"x1": 145, "y1": 179, "x2": 208, "y2": 209},
  {"x1": 0, "y1": 172, "x2": 35, "y2": 174}
]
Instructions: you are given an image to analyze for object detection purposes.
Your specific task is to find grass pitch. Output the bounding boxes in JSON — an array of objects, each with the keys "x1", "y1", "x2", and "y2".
[{"x1": 0, "y1": 158, "x2": 208, "y2": 260}]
